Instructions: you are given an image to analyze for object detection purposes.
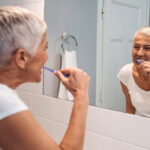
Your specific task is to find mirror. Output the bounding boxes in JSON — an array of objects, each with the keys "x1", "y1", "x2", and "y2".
[
  {"x1": 44, "y1": 0, "x2": 150, "y2": 113},
  {"x1": 44, "y1": 0, "x2": 97, "y2": 104}
]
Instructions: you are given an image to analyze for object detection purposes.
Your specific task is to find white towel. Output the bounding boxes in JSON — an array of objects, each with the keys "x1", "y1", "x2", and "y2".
[{"x1": 58, "y1": 50, "x2": 77, "y2": 101}]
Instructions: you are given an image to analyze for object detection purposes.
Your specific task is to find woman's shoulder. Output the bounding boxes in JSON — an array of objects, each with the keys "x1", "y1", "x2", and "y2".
[
  {"x1": 0, "y1": 84, "x2": 14, "y2": 96},
  {"x1": 0, "y1": 84, "x2": 28, "y2": 120},
  {"x1": 117, "y1": 63, "x2": 133, "y2": 86},
  {"x1": 0, "y1": 84, "x2": 19, "y2": 101},
  {"x1": 119, "y1": 63, "x2": 133, "y2": 73}
]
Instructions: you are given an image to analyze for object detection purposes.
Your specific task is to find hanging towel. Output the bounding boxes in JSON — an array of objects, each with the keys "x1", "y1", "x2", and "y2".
[{"x1": 58, "y1": 50, "x2": 77, "y2": 101}]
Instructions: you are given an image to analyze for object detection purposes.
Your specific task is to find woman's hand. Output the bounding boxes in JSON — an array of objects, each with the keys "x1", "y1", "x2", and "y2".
[
  {"x1": 137, "y1": 61, "x2": 150, "y2": 76},
  {"x1": 55, "y1": 67, "x2": 90, "y2": 97}
]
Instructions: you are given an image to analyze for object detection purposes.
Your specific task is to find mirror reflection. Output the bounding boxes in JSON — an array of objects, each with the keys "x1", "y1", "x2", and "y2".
[
  {"x1": 44, "y1": 0, "x2": 97, "y2": 104},
  {"x1": 96, "y1": 0, "x2": 150, "y2": 113},
  {"x1": 117, "y1": 27, "x2": 150, "y2": 117},
  {"x1": 44, "y1": 0, "x2": 150, "y2": 116}
]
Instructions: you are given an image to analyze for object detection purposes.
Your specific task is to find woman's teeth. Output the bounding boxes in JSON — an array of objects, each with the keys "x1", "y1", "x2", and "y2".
[
  {"x1": 135, "y1": 58, "x2": 146, "y2": 64},
  {"x1": 138, "y1": 59, "x2": 145, "y2": 63}
]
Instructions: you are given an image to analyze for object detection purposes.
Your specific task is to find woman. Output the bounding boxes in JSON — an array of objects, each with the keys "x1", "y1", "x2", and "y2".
[
  {"x1": 117, "y1": 27, "x2": 150, "y2": 117},
  {"x1": 0, "y1": 6, "x2": 90, "y2": 150}
]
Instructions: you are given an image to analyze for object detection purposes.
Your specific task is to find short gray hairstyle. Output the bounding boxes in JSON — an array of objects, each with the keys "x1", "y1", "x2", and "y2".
[
  {"x1": 0, "y1": 6, "x2": 47, "y2": 67},
  {"x1": 134, "y1": 26, "x2": 150, "y2": 39}
]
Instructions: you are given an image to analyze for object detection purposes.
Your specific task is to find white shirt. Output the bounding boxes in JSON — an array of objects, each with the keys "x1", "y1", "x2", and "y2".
[
  {"x1": 0, "y1": 84, "x2": 28, "y2": 120},
  {"x1": 117, "y1": 63, "x2": 150, "y2": 117}
]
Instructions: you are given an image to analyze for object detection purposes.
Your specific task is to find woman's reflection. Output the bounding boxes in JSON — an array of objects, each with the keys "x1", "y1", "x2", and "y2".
[{"x1": 117, "y1": 27, "x2": 150, "y2": 117}]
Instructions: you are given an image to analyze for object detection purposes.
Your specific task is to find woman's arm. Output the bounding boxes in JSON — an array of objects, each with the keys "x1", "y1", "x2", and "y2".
[
  {"x1": 0, "y1": 67, "x2": 90, "y2": 150},
  {"x1": 56, "y1": 68, "x2": 89, "y2": 150},
  {"x1": 120, "y1": 82, "x2": 135, "y2": 114},
  {"x1": 0, "y1": 110, "x2": 60, "y2": 150}
]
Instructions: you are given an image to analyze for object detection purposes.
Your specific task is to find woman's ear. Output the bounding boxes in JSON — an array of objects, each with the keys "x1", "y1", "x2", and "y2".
[{"x1": 13, "y1": 49, "x2": 29, "y2": 69}]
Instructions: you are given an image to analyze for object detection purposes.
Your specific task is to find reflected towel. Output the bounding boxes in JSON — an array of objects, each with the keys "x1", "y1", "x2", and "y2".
[{"x1": 58, "y1": 50, "x2": 77, "y2": 101}]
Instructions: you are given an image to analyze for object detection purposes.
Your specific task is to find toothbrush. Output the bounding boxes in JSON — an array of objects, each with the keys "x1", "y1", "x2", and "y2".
[
  {"x1": 135, "y1": 58, "x2": 142, "y2": 65},
  {"x1": 43, "y1": 66, "x2": 69, "y2": 77},
  {"x1": 43, "y1": 66, "x2": 56, "y2": 73}
]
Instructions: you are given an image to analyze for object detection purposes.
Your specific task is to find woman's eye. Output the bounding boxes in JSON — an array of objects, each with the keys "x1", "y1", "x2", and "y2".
[
  {"x1": 134, "y1": 46, "x2": 140, "y2": 50},
  {"x1": 144, "y1": 47, "x2": 150, "y2": 51}
]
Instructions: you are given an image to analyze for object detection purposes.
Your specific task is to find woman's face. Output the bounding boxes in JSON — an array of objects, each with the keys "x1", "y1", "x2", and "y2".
[
  {"x1": 25, "y1": 32, "x2": 48, "y2": 82},
  {"x1": 132, "y1": 34, "x2": 150, "y2": 65}
]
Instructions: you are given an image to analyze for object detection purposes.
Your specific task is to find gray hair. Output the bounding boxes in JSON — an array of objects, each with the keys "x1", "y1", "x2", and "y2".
[
  {"x1": 134, "y1": 26, "x2": 150, "y2": 39},
  {"x1": 0, "y1": 6, "x2": 47, "y2": 67}
]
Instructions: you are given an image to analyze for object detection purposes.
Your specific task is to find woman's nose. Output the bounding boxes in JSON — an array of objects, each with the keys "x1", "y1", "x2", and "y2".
[{"x1": 137, "y1": 48, "x2": 144, "y2": 56}]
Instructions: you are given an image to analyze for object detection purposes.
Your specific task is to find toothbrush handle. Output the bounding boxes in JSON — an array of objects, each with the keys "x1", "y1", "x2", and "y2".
[
  {"x1": 63, "y1": 74, "x2": 69, "y2": 77},
  {"x1": 135, "y1": 58, "x2": 141, "y2": 65},
  {"x1": 43, "y1": 66, "x2": 69, "y2": 77}
]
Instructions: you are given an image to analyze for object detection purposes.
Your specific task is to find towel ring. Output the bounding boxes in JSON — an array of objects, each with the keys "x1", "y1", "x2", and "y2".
[{"x1": 61, "y1": 32, "x2": 78, "y2": 52}]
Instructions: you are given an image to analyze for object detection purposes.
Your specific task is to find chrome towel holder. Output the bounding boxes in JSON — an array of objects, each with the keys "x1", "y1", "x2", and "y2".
[{"x1": 61, "y1": 32, "x2": 78, "y2": 52}]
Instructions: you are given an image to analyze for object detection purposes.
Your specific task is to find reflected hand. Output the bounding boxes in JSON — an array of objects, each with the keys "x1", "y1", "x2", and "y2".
[
  {"x1": 55, "y1": 67, "x2": 90, "y2": 97},
  {"x1": 137, "y1": 61, "x2": 150, "y2": 76}
]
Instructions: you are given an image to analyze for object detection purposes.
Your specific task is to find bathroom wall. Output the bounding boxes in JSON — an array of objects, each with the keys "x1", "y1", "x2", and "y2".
[{"x1": 1, "y1": 0, "x2": 150, "y2": 149}]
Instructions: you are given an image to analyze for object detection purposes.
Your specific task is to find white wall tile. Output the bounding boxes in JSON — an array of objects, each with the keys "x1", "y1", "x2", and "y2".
[
  {"x1": 16, "y1": 90, "x2": 32, "y2": 109},
  {"x1": 33, "y1": 0, "x2": 44, "y2": 3},
  {"x1": 84, "y1": 132, "x2": 114, "y2": 150},
  {"x1": 113, "y1": 111, "x2": 150, "y2": 149},
  {"x1": 86, "y1": 106, "x2": 113, "y2": 137},
  {"x1": 16, "y1": 83, "x2": 32, "y2": 93},
  {"x1": 113, "y1": 140, "x2": 149, "y2": 150},
  {"x1": 32, "y1": 94, "x2": 54, "y2": 119},
  {"x1": 17, "y1": 3, "x2": 33, "y2": 11},
  {"x1": 52, "y1": 99, "x2": 73, "y2": 124},
  {"x1": 31, "y1": 82, "x2": 43, "y2": 95},
  {"x1": 12, "y1": 0, "x2": 33, "y2": 5},
  {"x1": 32, "y1": 2, "x2": 44, "y2": 19},
  {"x1": 0, "y1": 1, "x2": 14, "y2": 6},
  {"x1": 16, "y1": 81, "x2": 43, "y2": 95},
  {"x1": 84, "y1": 131, "x2": 148, "y2": 150},
  {"x1": 35, "y1": 116, "x2": 67, "y2": 144}
]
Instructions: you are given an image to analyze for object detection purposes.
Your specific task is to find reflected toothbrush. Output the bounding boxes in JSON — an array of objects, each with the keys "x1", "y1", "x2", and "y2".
[
  {"x1": 43, "y1": 66, "x2": 69, "y2": 77},
  {"x1": 135, "y1": 58, "x2": 142, "y2": 65},
  {"x1": 135, "y1": 58, "x2": 145, "y2": 65}
]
